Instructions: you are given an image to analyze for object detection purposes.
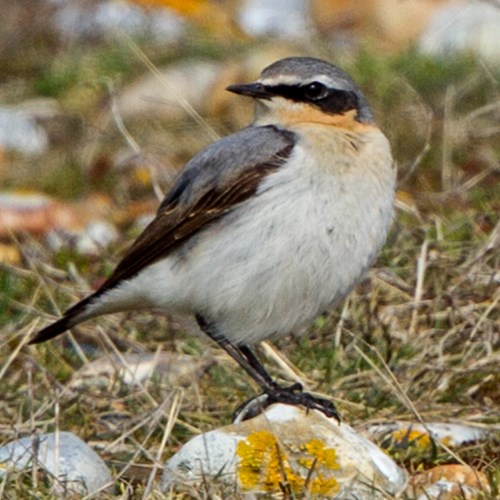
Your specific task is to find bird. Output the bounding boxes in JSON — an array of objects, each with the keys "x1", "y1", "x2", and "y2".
[{"x1": 29, "y1": 56, "x2": 396, "y2": 421}]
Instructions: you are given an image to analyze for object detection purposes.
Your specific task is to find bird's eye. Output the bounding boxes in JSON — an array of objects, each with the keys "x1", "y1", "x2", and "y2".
[{"x1": 303, "y1": 82, "x2": 328, "y2": 100}]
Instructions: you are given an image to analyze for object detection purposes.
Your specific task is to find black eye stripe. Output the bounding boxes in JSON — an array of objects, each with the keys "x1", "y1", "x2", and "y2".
[
  {"x1": 266, "y1": 84, "x2": 318, "y2": 102},
  {"x1": 264, "y1": 84, "x2": 359, "y2": 115}
]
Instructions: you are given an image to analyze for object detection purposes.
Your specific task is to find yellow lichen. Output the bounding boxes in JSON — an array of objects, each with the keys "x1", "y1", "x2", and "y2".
[
  {"x1": 236, "y1": 430, "x2": 297, "y2": 491},
  {"x1": 236, "y1": 431, "x2": 340, "y2": 496},
  {"x1": 302, "y1": 439, "x2": 340, "y2": 470},
  {"x1": 392, "y1": 429, "x2": 432, "y2": 451}
]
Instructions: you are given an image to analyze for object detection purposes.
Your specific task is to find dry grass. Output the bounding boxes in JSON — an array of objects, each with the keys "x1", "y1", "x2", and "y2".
[{"x1": 0, "y1": 6, "x2": 499, "y2": 497}]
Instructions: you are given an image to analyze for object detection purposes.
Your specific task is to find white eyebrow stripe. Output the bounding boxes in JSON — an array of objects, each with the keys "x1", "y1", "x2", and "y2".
[{"x1": 258, "y1": 75, "x2": 302, "y2": 86}]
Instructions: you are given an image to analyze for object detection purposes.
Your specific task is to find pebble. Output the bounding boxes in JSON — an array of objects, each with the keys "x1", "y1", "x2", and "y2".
[{"x1": 0, "y1": 431, "x2": 112, "y2": 495}]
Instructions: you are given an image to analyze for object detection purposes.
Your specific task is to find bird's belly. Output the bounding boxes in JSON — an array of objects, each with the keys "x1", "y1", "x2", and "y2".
[{"x1": 151, "y1": 172, "x2": 392, "y2": 344}]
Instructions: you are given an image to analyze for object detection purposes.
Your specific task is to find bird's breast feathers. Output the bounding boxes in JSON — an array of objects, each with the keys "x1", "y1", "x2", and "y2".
[{"x1": 156, "y1": 125, "x2": 395, "y2": 343}]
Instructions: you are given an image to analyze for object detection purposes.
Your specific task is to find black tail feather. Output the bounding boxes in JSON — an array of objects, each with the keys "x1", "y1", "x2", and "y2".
[
  {"x1": 29, "y1": 295, "x2": 96, "y2": 344},
  {"x1": 29, "y1": 315, "x2": 75, "y2": 344}
]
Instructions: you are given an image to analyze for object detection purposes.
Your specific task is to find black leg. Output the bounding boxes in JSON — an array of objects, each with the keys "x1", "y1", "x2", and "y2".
[
  {"x1": 239, "y1": 345, "x2": 276, "y2": 386},
  {"x1": 196, "y1": 314, "x2": 340, "y2": 422},
  {"x1": 196, "y1": 314, "x2": 274, "y2": 389}
]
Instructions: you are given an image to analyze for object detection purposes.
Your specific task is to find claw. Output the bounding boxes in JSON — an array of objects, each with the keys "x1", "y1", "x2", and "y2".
[
  {"x1": 266, "y1": 385, "x2": 340, "y2": 423},
  {"x1": 232, "y1": 384, "x2": 340, "y2": 423}
]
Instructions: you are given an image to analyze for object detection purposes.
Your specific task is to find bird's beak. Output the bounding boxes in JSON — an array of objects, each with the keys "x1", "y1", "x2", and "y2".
[{"x1": 226, "y1": 82, "x2": 273, "y2": 100}]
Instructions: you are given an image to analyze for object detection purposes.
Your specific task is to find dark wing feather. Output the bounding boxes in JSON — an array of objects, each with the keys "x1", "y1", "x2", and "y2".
[
  {"x1": 29, "y1": 126, "x2": 295, "y2": 344},
  {"x1": 99, "y1": 157, "x2": 285, "y2": 293}
]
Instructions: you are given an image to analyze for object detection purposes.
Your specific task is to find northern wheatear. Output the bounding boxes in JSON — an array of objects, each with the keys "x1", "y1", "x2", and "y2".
[{"x1": 30, "y1": 57, "x2": 396, "y2": 420}]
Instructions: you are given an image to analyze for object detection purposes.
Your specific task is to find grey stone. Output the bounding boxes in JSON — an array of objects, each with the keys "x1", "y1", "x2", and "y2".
[{"x1": 0, "y1": 431, "x2": 113, "y2": 495}]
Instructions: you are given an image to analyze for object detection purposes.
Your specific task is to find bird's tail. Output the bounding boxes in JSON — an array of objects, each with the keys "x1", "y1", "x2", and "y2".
[{"x1": 29, "y1": 295, "x2": 97, "y2": 344}]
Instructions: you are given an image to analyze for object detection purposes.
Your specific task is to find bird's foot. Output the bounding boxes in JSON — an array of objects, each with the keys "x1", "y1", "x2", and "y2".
[{"x1": 232, "y1": 383, "x2": 340, "y2": 423}]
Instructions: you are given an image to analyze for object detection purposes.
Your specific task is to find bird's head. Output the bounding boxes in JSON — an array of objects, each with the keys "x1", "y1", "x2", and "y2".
[{"x1": 226, "y1": 56, "x2": 374, "y2": 129}]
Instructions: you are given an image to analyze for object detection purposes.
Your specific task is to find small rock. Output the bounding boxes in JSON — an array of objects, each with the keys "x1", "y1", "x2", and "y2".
[
  {"x1": 52, "y1": 0, "x2": 185, "y2": 42},
  {"x1": 365, "y1": 421, "x2": 492, "y2": 449},
  {"x1": 82, "y1": 220, "x2": 120, "y2": 251},
  {"x1": 0, "y1": 192, "x2": 117, "y2": 252},
  {"x1": 0, "y1": 431, "x2": 113, "y2": 495},
  {"x1": 46, "y1": 220, "x2": 119, "y2": 256},
  {"x1": 237, "y1": 0, "x2": 310, "y2": 38},
  {"x1": 0, "y1": 101, "x2": 57, "y2": 155},
  {"x1": 70, "y1": 351, "x2": 215, "y2": 388},
  {"x1": 408, "y1": 464, "x2": 490, "y2": 499},
  {"x1": 161, "y1": 403, "x2": 407, "y2": 497},
  {"x1": 116, "y1": 59, "x2": 222, "y2": 121},
  {"x1": 0, "y1": 192, "x2": 61, "y2": 238}
]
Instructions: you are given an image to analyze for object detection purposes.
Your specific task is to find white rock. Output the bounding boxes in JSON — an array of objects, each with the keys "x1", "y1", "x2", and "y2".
[
  {"x1": 116, "y1": 59, "x2": 221, "y2": 120},
  {"x1": 75, "y1": 220, "x2": 119, "y2": 255},
  {"x1": 416, "y1": 480, "x2": 482, "y2": 500},
  {"x1": 365, "y1": 421, "x2": 491, "y2": 447},
  {"x1": 164, "y1": 429, "x2": 240, "y2": 486},
  {"x1": 70, "y1": 351, "x2": 215, "y2": 388},
  {"x1": 238, "y1": 0, "x2": 310, "y2": 38},
  {"x1": 51, "y1": 0, "x2": 185, "y2": 41},
  {"x1": 0, "y1": 191, "x2": 52, "y2": 210},
  {"x1": 161, "y1": 403, "x2": 407, "y2": 497},
  {"x1": 46, "y1": 220, "x2": 119, "y2": 256},
  {"x1": 0, "y1": 106, "x2": 48, "y2": 155},
  {"x1": 419, "y1": 0, "x2": 500, "y2": 63},
  {"x1": 0, "y1": 431, "x2": 112, "y2": 495}
]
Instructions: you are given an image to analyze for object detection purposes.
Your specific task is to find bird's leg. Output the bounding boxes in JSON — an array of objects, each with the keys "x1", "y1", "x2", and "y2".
[
  {"x1": 196, "y1": 315, "x2": 340, "y2": 422},
  {"x1": 238, "y1": 345, "x2": 277, "y2": 386},
  {"x1": 196, "y1": 314, "x2": 274, "y2": 389},
  {"x1": 238, "y1": 344, "x2": 304, "y2": 393}
]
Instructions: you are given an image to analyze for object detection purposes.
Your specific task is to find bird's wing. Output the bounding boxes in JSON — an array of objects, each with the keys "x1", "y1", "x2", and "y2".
[
  {"x1": 101, "y1": 125, "x2": 295, "y2": 292},
  {"x1": 29, "y1": 126, "x2": 295, "y2": 344}
]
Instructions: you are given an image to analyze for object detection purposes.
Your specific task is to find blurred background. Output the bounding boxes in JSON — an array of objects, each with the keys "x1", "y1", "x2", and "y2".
[
  {"x1": 1, "y1": 0, "x2": 498, "y2": 252},
  {"x1": 0, "y1": 0, "x2": 499, "y2": 496}
]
